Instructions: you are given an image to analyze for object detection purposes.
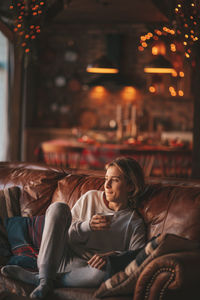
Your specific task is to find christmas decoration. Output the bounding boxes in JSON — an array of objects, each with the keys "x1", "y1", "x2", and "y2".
[
  {"x1": 9, "y1": 0, "x2": 46, "y2": 53},
  {"x1": 138, "y1": 0, "x2": 200, "y2": 59}
]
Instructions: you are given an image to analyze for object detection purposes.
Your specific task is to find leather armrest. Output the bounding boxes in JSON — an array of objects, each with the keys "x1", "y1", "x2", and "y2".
[{"x1": 133, "y1": 250, "x2": 200, "y2": 300}]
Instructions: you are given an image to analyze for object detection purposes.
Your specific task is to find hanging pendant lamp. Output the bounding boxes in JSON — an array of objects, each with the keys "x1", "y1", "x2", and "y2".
[
  {"x1": 144, "y1": 55, "x2": 175, "y2": 74},
  {"x1": 86, "y1": 55, "x2": 119, "y2": 74}
]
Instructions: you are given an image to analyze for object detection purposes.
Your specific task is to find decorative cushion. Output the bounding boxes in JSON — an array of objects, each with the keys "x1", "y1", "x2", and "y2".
[
  {"x1": 95, "y1": 234, "x2": 200, "y2": 298},
  {"x1": 5, "y1": 215, "x2": 45, "y2": 270},
  {"x1": 0, "y1": 187, "x2": 21, "y2": 260}
]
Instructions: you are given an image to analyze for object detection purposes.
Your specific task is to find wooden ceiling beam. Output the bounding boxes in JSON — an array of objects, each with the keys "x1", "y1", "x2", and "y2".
[{"x1": 45, "y1": 0, "x2": 66, "y2": 22}]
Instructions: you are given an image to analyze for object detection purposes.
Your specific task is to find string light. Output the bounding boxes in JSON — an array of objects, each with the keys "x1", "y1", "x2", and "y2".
[
  {"x1": 138, "y1": 0, "x2": 200, "y2": 59},
  {"x1": 9, "y1": 0, "x2": 46, "y2": 54}
]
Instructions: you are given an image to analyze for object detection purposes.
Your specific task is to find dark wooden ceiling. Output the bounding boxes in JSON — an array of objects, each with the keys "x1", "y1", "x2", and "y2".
[
  {"x1": 0, "y1": 0, "x2": 170, "y2": 30},
  {"x1": 53, "y1": 0, "x2": 169, "y2": 25}
]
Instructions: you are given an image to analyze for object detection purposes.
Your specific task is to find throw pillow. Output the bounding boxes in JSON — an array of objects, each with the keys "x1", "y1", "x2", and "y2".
[
  {"x1": 95, "y1": 234, "x2": 200, "y2": 298},
  {"x1": 5, "y1": 215, "x2": 45, "y2": 270},
  {"x1": 0, "y1": 187, "x2": 21, "y2": 259}
]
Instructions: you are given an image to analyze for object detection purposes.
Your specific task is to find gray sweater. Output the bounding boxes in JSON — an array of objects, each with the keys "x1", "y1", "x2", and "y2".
[{"x1": 69, "y1": 190, "x2": 146, "y2": 259}]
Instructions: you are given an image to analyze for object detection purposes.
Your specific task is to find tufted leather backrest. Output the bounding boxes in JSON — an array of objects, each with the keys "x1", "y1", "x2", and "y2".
[{"x1": 1, "y1": 162, "x2": 200, "y2": 242}]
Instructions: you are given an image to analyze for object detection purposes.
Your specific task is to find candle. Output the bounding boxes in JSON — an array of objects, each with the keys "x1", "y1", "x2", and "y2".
[
  {"x1": 131, "y1": 105, "x2": 137, "y2": 137},
  {"x1": 131, "y1": 105, "x2": 136, "y2": 124},
  {"x1": 116, "y1": 104, "x2": 122, "y2": 123}
]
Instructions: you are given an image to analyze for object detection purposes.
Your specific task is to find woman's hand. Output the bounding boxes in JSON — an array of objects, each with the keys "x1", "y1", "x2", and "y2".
[
  {"x1": 87, "y1": 254, "x2": 107, "y2": 270},
  {"x1": 89, "y1": 214, "x2": 111, "y2": 231}
]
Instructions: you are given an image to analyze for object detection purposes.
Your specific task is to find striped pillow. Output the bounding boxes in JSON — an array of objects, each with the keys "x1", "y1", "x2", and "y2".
[
  {"x1": 95, "y1": 234, "x2": 200, "y2": 298},
  {"x1": 5, "y1": 215, "x2": 45, "y2": 270}
]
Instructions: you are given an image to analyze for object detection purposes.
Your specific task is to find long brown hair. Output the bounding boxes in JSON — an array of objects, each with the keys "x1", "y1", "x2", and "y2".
[{"x1": 105, "y1": 156, "x2": 145, "y2": 208}]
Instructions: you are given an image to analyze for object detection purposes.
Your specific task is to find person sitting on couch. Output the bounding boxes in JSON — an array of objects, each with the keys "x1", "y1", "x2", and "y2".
[{"x1": 1, "y1": 156, "x2": 146, "y2": 299}]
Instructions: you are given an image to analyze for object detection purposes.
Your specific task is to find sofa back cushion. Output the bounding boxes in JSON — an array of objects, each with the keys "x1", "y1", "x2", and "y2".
[
  {"x1": 52, "y1": 174, "x2": 105, "y2": 209},
  {"x1": 0, "y1": 163, "x2": 67, "y2": 216},
  {"x1": 138, "y1": 184, "x2": 200, "y2": 241}
]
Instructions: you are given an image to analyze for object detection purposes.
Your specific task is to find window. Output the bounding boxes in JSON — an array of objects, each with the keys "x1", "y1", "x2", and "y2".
[{"x1": 0, "y1": 31, "x2": 8, "y2": 160}]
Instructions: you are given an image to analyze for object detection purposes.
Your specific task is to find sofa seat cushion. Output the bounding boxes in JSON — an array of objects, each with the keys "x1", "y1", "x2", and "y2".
[{"x1": 0, "y1": 273, "x2": 131, "y2": 300}]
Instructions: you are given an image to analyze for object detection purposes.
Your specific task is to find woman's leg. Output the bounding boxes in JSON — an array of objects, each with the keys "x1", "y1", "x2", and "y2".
[
  {"x1": 37, "y1": 202, "x2": 72, "y2": 279},
  {"x1": 28, "y1": 202, "x2": 72, "y2": 299},
  {"x1": 56, "y1": 258, "x2": 108, "y2": 288}
]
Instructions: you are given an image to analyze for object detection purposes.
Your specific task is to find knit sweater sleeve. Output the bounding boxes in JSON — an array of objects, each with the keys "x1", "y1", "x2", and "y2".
[
  {"x1": 68, "y1": 191, "x2": 100, "y2": 245},
  {"x1": 128, "y1": 217, "x2": 146, "y2": 250}
]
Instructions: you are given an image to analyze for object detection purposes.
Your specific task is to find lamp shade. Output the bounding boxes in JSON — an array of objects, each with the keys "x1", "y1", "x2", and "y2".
[
  {"x1": 144, "y1": 55, "x2": 175, "y2": 74},
  {"x1": 86, "y1": 55, "x2": 119, "y2": 74}
]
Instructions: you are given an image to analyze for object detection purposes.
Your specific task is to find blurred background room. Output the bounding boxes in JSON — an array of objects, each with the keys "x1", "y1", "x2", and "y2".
[{"x1": 0, "y1": 0, "x2": 200, "y2": 178}]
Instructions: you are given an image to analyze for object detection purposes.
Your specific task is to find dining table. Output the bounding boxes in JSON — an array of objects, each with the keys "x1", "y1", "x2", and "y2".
[{"x1": 36, "y1": 138, "x2": 192, "y2": 178}]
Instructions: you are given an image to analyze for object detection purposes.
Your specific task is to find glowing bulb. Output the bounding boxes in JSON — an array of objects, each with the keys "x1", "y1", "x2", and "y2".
[
  {"x1": 169, "y1": 86, "x2": 175, "y2": 92},
  {"x1": 138, "y1": 46, "x2": 144, "y2": 51},
  {"x1": 141, "y1": 42, "x2": 147, "y2": 47},
  {"x1": 170, "y1": 43, "x2": 176, "y2": 52},
  {"x1": 178, "y1": 90, "x2": 184, "y2": 96},
  {"x1": 140, "y1": 36, "x2": 146, "y2": 41},
  {"x1": 179, "y1": 71, "x2": 184, "y2": 77},
  {"x1": 172, "y1": 70, "x2": 178, "y2": 77},
  {"x1": 149, "y1": 86, "x2": 156, "y2": 93}
]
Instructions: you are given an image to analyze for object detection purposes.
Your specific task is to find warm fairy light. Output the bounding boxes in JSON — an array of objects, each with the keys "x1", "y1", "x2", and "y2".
[
  {"x1": 179, "y1": 71, "x2": 185, "y2": 77},
  {"x1": 178, "y1": 90, "x2": 184, "y2": 96},
  {"x1": 138, "y1": 1, "x2": 200, "y2": 59},
  {"x1": 152, "y1": 46, "x2": 159, "y2": 55},
  {"x1": 171, "y1": 91, "x2": 177, "y2": 96},
  {"x1": 153, "y1": 36, "x2": 159, "y2": 40},
  {"x1": 149, "y1": 86, "x2": 156, "y2": 93},
  {"x1": 170, "y1": 43, "x2": 176, "y2": 52},
  {"x1": 172, "y1": 70, "x2": 178, "y2": 77},
  {"x1": 155, "y1": 30, "x2": 162, "y2": 36},
  {"x1": 169, "y1": 86, "x2": 175, "y2": 92},
  {"x1": 10, "y1": 0, "x2": 46, "y2": 53},
  {"x1": 141, "y1": 42, "x2": 147, "y2": 48},
  {"x1": 140, "y1": 36, "x2": 146, "y2": 41},
  {"x1": 138, "y1": 46, "x2": 144, "y2": 51}
]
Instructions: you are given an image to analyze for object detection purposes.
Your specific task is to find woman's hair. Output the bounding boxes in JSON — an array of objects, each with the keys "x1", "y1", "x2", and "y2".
[{"x1": 105, "y1": 156, "x2": 145, "y2": 208}]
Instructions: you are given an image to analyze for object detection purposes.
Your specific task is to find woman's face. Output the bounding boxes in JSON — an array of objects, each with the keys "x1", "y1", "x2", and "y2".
[{"x1": 104, "y1": 165, "x2": 131, "y2": 208}]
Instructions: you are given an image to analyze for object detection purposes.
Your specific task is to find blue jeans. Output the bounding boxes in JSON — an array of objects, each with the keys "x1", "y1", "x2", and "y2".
[{"x1": 57, "y1": 257, "x2": 108, "y2": 288}]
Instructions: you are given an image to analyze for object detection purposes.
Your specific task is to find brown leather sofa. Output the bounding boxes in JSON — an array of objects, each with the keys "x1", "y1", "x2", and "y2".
[{"x1": 0, "y1": 162, "x2": 200, "y2": 300}]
